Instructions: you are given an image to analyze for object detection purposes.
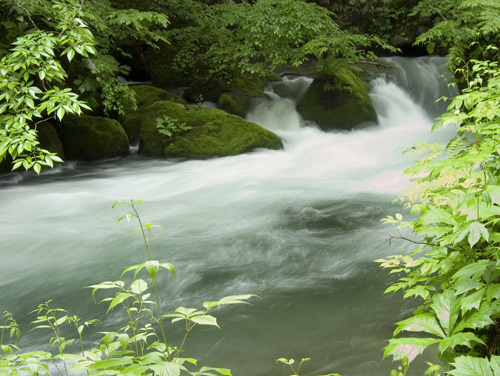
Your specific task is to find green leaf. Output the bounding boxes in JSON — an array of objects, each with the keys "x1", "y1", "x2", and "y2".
[
  {"x1": 90, "y1": 357, "x2": 133, "y2": 370},
  {"x1": 431, "y1": 290, "x2": 459, "y2": 337},
  {"x1": 449, "y1": 356, "x2": 493, "y2": 376},
  {"x1": 203, "y1": 294, "x2": 255, "y2": 309},
  {"x1": 150, "y1": 362, "x2": 182, "y2": 376},
  {"x1": 394, "y1": 313, "x2": 445, "y2": 338},
  {"x1": 467, "y1": 222, "x2": 489, "y2": 247},
  {"x1": 426, "y1": 42, "x2": 435, "y2": 55},
  {"x1": 190, "y1": 314, "x2": 219, "y2": 327},
  {"x1": 130, "y1": 279, "x2": 148, "y2": 294},
  {"x1": 107, "y1": 292, "x2": 133, "y2": 312},
  {"x1": 384, "y1": 337, "x2": 440, "y2": 362},
  {"x1": 438, "y1": 332, "x2": 485, "y2": 354},
  {"x1": 145, "y1": 260, "x2": 159, "y2": 280}
]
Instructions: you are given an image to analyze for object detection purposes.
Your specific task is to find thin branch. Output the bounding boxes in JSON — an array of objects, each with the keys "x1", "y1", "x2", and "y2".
[
  {"x1": 13, "y1": 0, "x2": 38, "y2": 30},
  {"x1": 426, "y1": 0, "x2": 448, "y2": 22}
]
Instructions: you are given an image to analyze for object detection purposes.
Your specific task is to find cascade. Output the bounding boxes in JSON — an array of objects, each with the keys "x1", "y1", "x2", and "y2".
[{"x1": 0, "y1": 57, "x2": 455, "y2": 376}]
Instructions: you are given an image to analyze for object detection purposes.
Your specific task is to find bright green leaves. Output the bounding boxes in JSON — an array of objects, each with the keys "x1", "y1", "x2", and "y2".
[
  {"x1": 449, "y1": 355, "x2": 500, "y2": 376},
  {"x1": 164, "y1": 294, "x2": 256, "y2": 331},
  {"x1": 164, "y1": 307, "x2": 219, "y2": 328},
  {"x1": 0, "y1": 2, "x2": 96, "y2": 173},
  {"x1": 156, "y1": 115, "x2": 193, "y2": 138},
  {"x1": 122, "y1": 261, "x2": 175, "y2": 280},
  {"x1": 1, "y1": 201, "x2": 255, "y2": 376},
  {"x1": 380, "y1": 55, "x2": 500, "y2": 374},
  {"x1": 203, "y1": 294, "x2": 255, "y2": 310}
]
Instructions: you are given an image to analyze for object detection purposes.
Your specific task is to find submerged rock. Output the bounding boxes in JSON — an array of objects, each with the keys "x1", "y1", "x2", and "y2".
[
  {"x1": 140, "y1": 101, "x2": 283, "y2": 158},
  {"x1": 58, "y1": 115, "x2": 129, "y2": 161}
]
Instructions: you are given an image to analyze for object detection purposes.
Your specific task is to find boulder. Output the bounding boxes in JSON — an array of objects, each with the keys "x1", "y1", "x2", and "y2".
[
  {"x1": 139, "y1": 101, "x2": 283, "y2": 158},
  {"x1": 37, "y1": 121, "x2": 65, "y2": 160},
  {"x1": 120, "y1": 85, "x2": 187, "y2": 144},
  {"x1": 58, "y1": 115, "x2": 129, "y2": 161},
  {"x1": 296, "y1": 59, "x2": 376, "y2": 131},
  {"x1": 215, "y1": 71, "x2": 281, "y2": 117}
]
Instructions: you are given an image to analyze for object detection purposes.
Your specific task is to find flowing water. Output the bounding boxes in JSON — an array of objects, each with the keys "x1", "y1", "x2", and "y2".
[{"x1": 1, "y1": 57, "x2": 456, "y2": 375}]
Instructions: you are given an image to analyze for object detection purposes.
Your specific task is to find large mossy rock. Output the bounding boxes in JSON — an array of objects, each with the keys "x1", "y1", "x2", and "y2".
[
  {"x1": 38, "y1": 121, "x2": 65, "y2": 160},
  {"x1": 296, "y1": 80, "x2": 376, "y2": 131},
  {"x1": 58, "y1": 115, "x2": 129, "y2": 161},
  {"x1": 296, "y1": 59, "x2": 376, "y2": 131},
  {"x1": 140, "y1": 101, "x2": 283, "y2": 158},
  {"x1": 120, "y1": 85, "x2": 187, "y2": 144}
]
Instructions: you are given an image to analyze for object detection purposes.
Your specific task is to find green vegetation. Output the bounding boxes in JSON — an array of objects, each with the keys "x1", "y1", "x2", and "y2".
[
  {"x1": 296, "y1": 59, "x2": 376, "y2": 131},
  {"x1": 378, "y1": 59, "x2": 500, "y2": 375},
  {"x1": 140, "y1": 101, "x2": 283, "y2": 158},
  {"x1": 58, "y1": 115, "x2": 130, "y2": 161},
  {"x1": 0, "y1": 201, "x2": 255, "y2": 375},
  {"x1": 0, "y1": 0, "x2": 169, "y2": 172},
  {"x1": 4, "y1": 0, "x2": 500, "y2": 375}
]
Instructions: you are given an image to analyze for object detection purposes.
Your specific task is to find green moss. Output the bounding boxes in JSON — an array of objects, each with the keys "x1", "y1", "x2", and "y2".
[
  {"x1": 139, "y1": 101, "x2": 283, "y2": 158},
  {"x1": 119, "y1": 85, "x2": 187, "y2": 143},
  {"x1": 132, "y1": 85, "x2": 187, "y2": 109},
  {"x1": 58, "y1": 115, "x2": 129, "y2": 161},
  {"x1": 217, "y1": 92, "x2": 251, "y2": 118},
  {"x1": 296, "y1": 59, "x2": 376, "y2": 130},
  {"x1": 37, "y1": 121, "x2": 65, "y2": 160}
]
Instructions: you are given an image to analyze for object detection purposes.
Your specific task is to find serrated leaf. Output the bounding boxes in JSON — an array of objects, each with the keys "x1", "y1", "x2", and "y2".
[
  {"x1": 438, "y1": 332, "x2": 485, "y2": 354},
  {"x1": 190, "y1": 314, "x2": 219, "y2": 327},
  {"x1": 394, "y1": 313, "x2": 445, "y2": 338},
  {"x1": 459, "y1": 288, "x2": 485, "y2": 314},
  {"x1": 150, "y1": 362, "x2": 182, "y2": 376},
  {"x1": 449, "y1": 355, "x2": 493, "y2": 376},
  {"x1": 384, "y1": 337, "x2": 440, "y2": 362},
  {"x1": 432, "y1": 290, "x2": 459, "y2": 336}
]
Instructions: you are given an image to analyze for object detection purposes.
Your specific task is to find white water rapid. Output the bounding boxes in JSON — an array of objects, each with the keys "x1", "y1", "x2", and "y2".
[{"x1": 0, "y1": 57, "x2": 455, "y2": 376}]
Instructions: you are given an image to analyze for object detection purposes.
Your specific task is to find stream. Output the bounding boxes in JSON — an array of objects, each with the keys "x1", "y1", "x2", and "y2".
[{"x1": 0, "y1": 56, "x2": 456, "y2": 376}]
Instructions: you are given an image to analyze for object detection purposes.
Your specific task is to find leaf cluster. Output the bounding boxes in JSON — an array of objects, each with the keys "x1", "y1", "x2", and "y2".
[
  {"x1": 378, "y1": 59, "x2": 500, "y2": 374},
  {"x1": 0, "y1": 201, "x2": 256, "y2": 376}
]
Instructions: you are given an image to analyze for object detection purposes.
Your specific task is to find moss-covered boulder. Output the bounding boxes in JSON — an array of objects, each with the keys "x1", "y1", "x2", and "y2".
[
  {"x1": 214, "y1": 72, "x2": 281, "y2": 117},
  {"x1": 119, "y1": 85, "x2": 187, "y2": 144},
  {"x1": 38, "y1": 121, "x2": 65, "y2": 160},
  {"x1": 58, "y1": 115, "x2": 129, "y2": 161},
  {"x1": 296, "y1": 59, "x2": 376, "y2": 131},
  {"x1": 140, "y1": 101, "x2": 283, "y2": 158}
]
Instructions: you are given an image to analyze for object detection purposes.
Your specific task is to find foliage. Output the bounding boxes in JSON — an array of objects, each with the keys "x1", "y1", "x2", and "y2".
[
  {"x1": 0, "y1": 200, "x2": 255, "y2": 375},
  {"x1": 276, "y1": 357, "x2": 341, "y2": 376},
  {"x1": 156, "y1": 0, "x2": 394, "y2": 88},
  {"x1": 0, "y1": 0, "x2": 169, "y2": 172},
  {"x1": 314, "y1": 0, "x2": 420, "y2": 44},
  {"x1": 156, "y1": 115, "x2": 192, "y2": 138},
  {"x1": 377, "y1": 59, "x2": 500, "y2": 374},
  {"x1": 412, "y1": 0, "x2": 500, "y2": 73}
]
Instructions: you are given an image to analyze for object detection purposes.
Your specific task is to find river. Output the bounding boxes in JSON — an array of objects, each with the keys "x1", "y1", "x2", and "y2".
[{"x1": 0, "y1": 57, "x2": 455, "y2": 376}]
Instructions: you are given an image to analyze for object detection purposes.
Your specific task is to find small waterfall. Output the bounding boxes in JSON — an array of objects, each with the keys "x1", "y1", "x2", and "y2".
[
  {"x1": 246, "y1": 76, "x2": 313, "y2": 132},
  {"x1": 0, "y1": 57, "x2": 456, "y2": 376},
  {"x1": 377, "y1": 56, "x2": 457, "y2": 118}
]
